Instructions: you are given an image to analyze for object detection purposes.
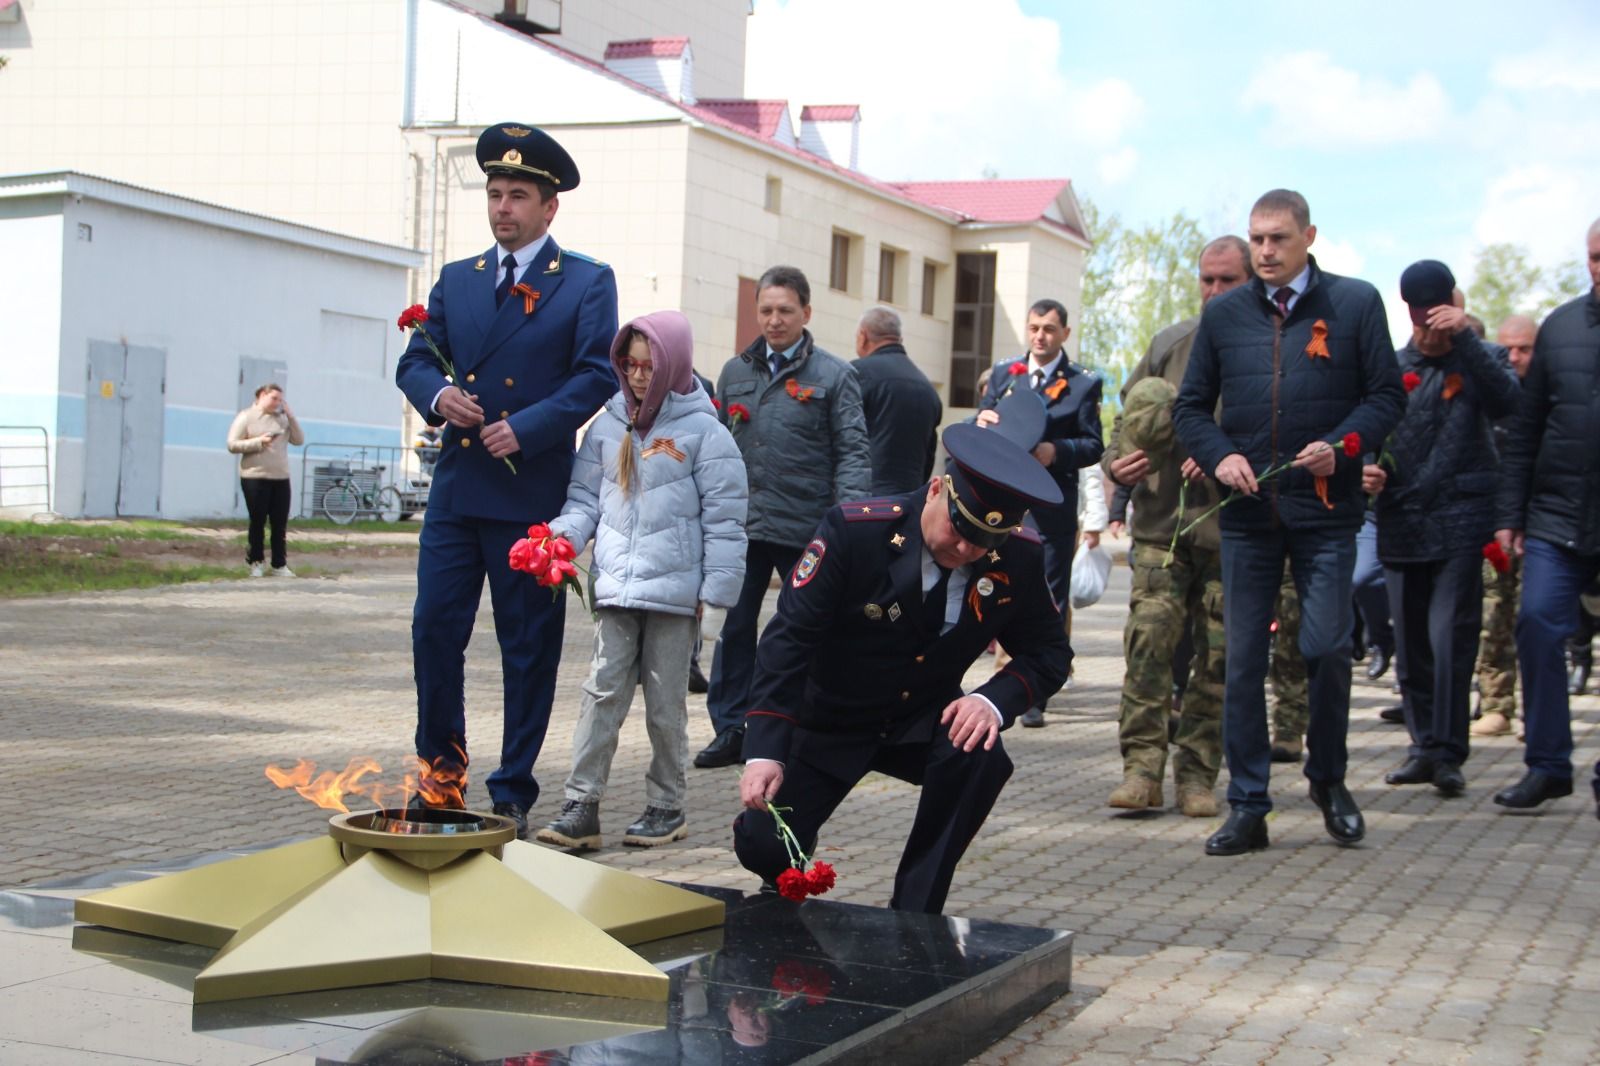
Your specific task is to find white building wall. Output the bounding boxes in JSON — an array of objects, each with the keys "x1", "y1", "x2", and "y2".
[
  {"x1": 530, "y1": 0, "x2": 747, "y2": 99},
  {"x1": 0, "y1": 206, "x2": 66, "y2": 513},
  {"x1": 3, "y1": 187, "x2": 416, "y2": 519}
]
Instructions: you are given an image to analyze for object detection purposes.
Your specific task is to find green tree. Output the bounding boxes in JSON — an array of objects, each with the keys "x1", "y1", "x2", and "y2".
[{"x1": 1466, "y1": 242, "x2": 1588, "y2": 328}]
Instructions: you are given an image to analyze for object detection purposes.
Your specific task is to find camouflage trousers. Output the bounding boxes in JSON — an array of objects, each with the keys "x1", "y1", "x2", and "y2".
[
  {"x1": 1475, "y1": 556, "x2": 1521, "y2": 719},
  {"x1": 1271, "y1": 566, "x2": 1310, "y2": 741},
  {"x1": 1117, "y1": 541, "x2": 1224, "y2": 787}
]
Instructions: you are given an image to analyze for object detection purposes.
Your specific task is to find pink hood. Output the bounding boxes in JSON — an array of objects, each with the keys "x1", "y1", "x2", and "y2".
[{"x1": 610, "y1": 310, "x2": 696, "y2": 437}]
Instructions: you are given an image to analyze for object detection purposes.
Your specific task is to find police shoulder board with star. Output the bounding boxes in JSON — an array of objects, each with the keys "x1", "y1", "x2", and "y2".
[{"x1": 842, "y1": 498, "x2": 904, "y2": 523}]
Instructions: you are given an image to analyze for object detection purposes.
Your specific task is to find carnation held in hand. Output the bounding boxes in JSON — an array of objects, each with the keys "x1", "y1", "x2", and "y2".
[{"x1": 767, "y1": 801, "x2": 838, "y2": 901}]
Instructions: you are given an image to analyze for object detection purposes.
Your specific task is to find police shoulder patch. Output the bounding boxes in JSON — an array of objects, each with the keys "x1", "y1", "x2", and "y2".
[
  {"x1": 842, "y1": 498, "x2": 903, "y2": 522},
  {"x1": 792, "y1": 538, "x2": 826, "y2": 587}
]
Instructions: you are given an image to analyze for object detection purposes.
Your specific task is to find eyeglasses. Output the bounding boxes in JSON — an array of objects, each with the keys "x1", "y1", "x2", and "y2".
[{"x1": 623, "y1": 360, "x2": 655, "y2": 376}]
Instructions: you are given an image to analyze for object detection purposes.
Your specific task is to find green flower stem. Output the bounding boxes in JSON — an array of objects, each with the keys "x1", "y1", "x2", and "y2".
[
  {"x1": 1162, "y1": 479, "x2": 1189, "y2": 568},
  {"x1": 408, "y1": 324, "x2": 517, "y2": 475},
  {"x1": 766, "y1": 801, "x2": 810, "y2": 869},
  {"x1": 1174, "y1": 457, "x2": 1295, "y2": 539}
]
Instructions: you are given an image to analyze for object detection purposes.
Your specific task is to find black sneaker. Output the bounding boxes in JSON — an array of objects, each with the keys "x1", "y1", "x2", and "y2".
[
  {"x1": 534, "y1": 799, "x2": 602, "y2": 849},
  {"x1": 491, "y1": 801, "x2": 529, "y2": 840},
  {"x1": 622, "y1": 807, "x2": 688, "y2": 847}
]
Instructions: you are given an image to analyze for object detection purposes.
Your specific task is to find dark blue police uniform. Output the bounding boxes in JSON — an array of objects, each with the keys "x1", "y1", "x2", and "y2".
[
  {"x1": 732, "y1": 425, "x2": 1071, "y2": 913},
  {"x1": 396, "y1": 123, "x2": 617, "y2": 821}
]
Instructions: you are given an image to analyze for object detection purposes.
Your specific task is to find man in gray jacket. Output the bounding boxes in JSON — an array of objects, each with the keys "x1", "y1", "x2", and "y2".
[{"x1": 697, "y1": 265, "x2": 872, "y2": 768}]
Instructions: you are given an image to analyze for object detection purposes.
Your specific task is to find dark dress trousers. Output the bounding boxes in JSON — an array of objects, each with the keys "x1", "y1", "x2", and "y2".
[
  {"x1": 732, "y1": 493, "x2": 1070, "y2": 913},
  {"x1": 396, "y1": 239, "x2": 618, "y2": 809},
  {"x1": 852, "y1": 343, "x2": 944, "y2": 495}
]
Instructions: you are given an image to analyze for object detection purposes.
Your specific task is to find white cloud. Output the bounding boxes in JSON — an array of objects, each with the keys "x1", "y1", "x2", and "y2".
[
  {"x1": 1096, "y1": 146, "x2": 1138, "y2": 186},
  {"x1": 1240, "y1": 52, "x2": 1452, "y2": 148},
  {"x1": 1473, "y1": 165, "x2": 1594, "y2": 268},
  {"x1": 744, "y1": 0, "x2": 1142, "y2": 181},
  {"x1": 1490, "y1": 44, "x2": 1600, "y2": 92},
  {"x1": 1311, "y1": 237, "x2": 1365, "y2": 279}
]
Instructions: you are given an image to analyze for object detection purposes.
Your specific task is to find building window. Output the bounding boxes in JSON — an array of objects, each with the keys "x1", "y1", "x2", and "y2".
[
  {"x1": 921, "y1": 259, "x2": 940, "y2": 316},
  {"x1": 949, "y1": 252, "x2": 997, "y2": 408},
  {"x1": 878, "y1": 246, "x2": 905, "y2": 304},
  {"x1": 830, "y1": 231, "x2": 853, "y2": 293},
  {"x1": 764, "y1": 176, "x2": 782, "y2": 214}
]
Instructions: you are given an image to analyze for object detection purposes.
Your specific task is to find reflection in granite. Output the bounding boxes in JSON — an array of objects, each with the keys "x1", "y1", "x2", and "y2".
[{"x1": 3, "y1": 850, "x2": 1071, "y2": 1065}]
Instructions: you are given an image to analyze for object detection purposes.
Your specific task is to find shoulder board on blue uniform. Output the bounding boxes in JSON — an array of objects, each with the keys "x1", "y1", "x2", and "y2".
[
  {"x1": 1009, "y1": 525, "x2": 1042, "y2": 544},
  {"x1": 563, "y1": 249, "x2": 607, "y2": 268},
  {"x1": 842, "y1": 499, "x2": 908, "y2": 522}
]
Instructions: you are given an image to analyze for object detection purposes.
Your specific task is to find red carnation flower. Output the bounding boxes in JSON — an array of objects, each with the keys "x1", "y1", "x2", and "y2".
[
  {"x1": 775, "y1": 868, "x2": 810, "y2": 902},
  {"x1": 1341, "y1": 432, "x2": 1361, "y2": 458},
  {"x1": 1008, "y1": 362, "x2": 1028, "y2": 376},
  {"x1": 711, "y1": 397, "x2": 721, "y2": 410},
  {"x1": 727, "y1": 402, "x2": 752, "y2": 425},
  {"x1": 804, "y1": 861, "x2": 836, "y2": 896},
  {"x1": 1402, "y1": 371, "x2": 1422, "y2": 393},
  {"x1": 397, "y1": 304, "x2": 429, "y2": 331},
  {"x1": 1483, "y1": 541, "x2": 1511, "y2": 574}
]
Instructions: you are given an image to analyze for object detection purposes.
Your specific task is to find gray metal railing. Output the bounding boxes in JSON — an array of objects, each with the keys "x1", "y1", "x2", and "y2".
[
  {"x1": 297, "y1": 441, "x2": 434, "y2": 521},
  {"x1": 0, "y1": 425, "x2": 52, "y2": 515}
]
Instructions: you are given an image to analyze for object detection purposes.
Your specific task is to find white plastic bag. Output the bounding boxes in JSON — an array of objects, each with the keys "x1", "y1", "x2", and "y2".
[{"x1": 1069, "y1": 540, "x2": 1112, "y2": 609}]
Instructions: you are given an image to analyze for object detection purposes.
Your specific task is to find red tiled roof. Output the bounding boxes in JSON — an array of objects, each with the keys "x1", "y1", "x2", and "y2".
[
  {"x1": 799, "y1": 105, "x2": 860, "y2": 121},
  {"x1": 891, "y1": 179, "x2": 1072, "y2": 225},
  {"x1": 694, "y1": 99, "x2": 792, "y2": 141},
  {"x1": 604, "y1": 36, "x2": 689, "y2": 60}
]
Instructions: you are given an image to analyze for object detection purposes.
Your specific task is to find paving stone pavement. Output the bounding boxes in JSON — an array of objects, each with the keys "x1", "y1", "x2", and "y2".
[{"x1": 5, "y1": 538, "x2": 1600, "y2": 1064}]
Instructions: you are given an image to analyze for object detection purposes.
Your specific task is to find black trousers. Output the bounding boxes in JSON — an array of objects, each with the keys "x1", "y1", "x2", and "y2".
[
  {"x1": 1384, "y1": 551, "x2": 1482, "y2": 765},
  {"x1": 706, "y1": 539, "x2": 804, "y2": 734},
  {"x1": 241, "y1": 478, "x2": 291, "y2": 568},
  {"x1": 732, "y1": 729, "x2": 1013, "y2": 914}
]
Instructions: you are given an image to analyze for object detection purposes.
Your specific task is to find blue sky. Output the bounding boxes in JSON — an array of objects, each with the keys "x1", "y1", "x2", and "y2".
[{"x1": 747, "y1": 0, "x2": 1599, "y2": 336}]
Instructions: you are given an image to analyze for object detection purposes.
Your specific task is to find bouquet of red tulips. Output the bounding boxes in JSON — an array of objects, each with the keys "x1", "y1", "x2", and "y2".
[{"x1": 508, "y1": 523, "x2": 586, "y2": 606}]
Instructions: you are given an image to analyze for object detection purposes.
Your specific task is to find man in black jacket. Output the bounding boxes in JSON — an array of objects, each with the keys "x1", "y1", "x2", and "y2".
[
  {"x1": 852, "y1": 307, "x2": 944, "y2": 495},
  {"x1": 1369, "y1": 262, "x2": 1518, "y2": 797},
  {"x1": 1174, "y1": 189, "x2": 1405, "y2": 856},
  {"x1": 1493, "y1": 217, "x2": 1600, "y2": 815}
]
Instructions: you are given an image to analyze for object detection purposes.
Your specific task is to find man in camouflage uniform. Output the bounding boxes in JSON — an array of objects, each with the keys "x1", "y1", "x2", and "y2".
[
  {"x1": 1102, "y1": 236, "x2": 1252, "y2": 816},
  {"x1": 1473, "y1": 314, "x2": 1535, "y2": 738},
  {"x1": 1271, "y1": 570, "x2": 1310, "y2": 759}
]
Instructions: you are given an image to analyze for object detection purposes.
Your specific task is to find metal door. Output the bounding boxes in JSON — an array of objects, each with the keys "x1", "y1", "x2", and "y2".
[
  {"x1": 235, "y1": 357, "x2": 288, "y2": 512},
  {"x1": 83, "y1": 341, "x2": 167, "y2": 517}
]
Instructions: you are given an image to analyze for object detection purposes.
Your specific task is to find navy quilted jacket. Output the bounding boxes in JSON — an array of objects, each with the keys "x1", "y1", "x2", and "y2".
[
  {"x1": 1495, "y1": 290, "x2": 1600, "y2": 553},
  {"x1": 1375, "y1": 337, "x2": 1519, "y2": 563},
  {"x1": 1173, "y1": 257, "x2": 1405, "y2": 531}
]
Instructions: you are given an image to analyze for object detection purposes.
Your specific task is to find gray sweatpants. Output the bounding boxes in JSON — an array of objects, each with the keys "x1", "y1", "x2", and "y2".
[{"x1": 564, "y1": 607, "x2": 697, "y2": 808}]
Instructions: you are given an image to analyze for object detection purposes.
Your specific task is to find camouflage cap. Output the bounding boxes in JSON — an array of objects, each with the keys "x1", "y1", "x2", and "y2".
[{"x1": 1119, "y1": 376, "x2": 1178, "y2": 468}]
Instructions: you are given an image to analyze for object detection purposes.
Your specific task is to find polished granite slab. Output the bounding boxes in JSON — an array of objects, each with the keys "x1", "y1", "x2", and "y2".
[{"x1": 0, "y1": 845, "x2": 1073, "y2": 1064}]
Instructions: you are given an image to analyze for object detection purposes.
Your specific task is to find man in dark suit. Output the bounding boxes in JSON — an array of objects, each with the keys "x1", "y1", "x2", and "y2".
[
  {"x1": 396, "y1": 122, "x2": 618, "y2": 838},
  {"x1": 974, "y1": 298, "x2": 1104, "y2": 726},
  {"x1": 851, "y1": 306, "x2": 943, "y2": 495},
  {"x1": 733, "y1": 424, "x2": 1069, "y2": 914}
]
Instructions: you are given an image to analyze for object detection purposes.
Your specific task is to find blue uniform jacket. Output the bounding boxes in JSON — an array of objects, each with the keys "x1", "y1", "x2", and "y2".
[
  {"x1": 977, "y1": 358, "x2": 1104, "y2": 535},
  {"x1": 742, "y1": 493, "x2": 1070, "y2": 779},
  {"x1": 396, "y1": 239, "x2": 619, "y2": 523}
]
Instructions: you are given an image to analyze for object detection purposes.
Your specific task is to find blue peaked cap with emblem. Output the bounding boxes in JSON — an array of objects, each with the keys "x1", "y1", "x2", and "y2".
[
  {"x1": 476, "y1": 122, "x2": 580, "y2": 191},
  {"x1": 941, "y1": 423, "x2": 1062, "y2": 548}
]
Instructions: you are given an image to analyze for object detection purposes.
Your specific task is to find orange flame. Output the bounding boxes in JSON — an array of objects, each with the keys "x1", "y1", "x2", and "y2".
[{"x1": 265, "y1": 745, "x2": 468, "y2": 812}]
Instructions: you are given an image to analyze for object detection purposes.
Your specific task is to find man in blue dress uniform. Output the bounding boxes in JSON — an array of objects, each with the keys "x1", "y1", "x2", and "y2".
[
  {"x1": 396, "y1": 122, "x2": 618, "y2": 837},
  {"x1": 733, "y1": 423, "x2": 1071, "y2": 914},
  {"x1": 975, "y1": 298, "x2": 1104, "y2": 726}
]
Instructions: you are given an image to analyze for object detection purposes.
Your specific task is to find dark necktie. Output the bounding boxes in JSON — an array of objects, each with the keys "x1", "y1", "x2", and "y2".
[
  {"x1": 923, "y1": 565, "x2": 951, "y2": 634},
  {"x1": 769, "y1": 350, "x2": 785, "y2": 377},
  {"x1": 494, "y1": 253, "x2": 517, "y2": 309},
  {"x1": 1273, "y1": 286, "x2": 1294, "y2": 318},
  {"x1": 1031, "y1": 369, "x2": 1045, "y2": 391}
]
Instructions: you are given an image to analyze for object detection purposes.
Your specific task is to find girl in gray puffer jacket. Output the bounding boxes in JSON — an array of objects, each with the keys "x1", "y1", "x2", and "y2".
[{"x1": 538, "y1": 310, "x2": 748, "y2": 851}]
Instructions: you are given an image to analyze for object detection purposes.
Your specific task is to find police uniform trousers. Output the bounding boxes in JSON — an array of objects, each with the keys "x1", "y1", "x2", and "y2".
[
  {"x1": 733, "y1": 727, "x2": 1014, "y2": 915},
  {"x1": 412, "y1": 510, "x2": 565, "y2": 809}
]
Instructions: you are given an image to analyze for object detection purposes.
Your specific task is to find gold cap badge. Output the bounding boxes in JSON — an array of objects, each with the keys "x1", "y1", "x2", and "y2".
[
  {"x1": 503, "y1": 127, "x2": 532, "y2": 138},
  {"x1": 985, "y1": 511, "x2": 1003, "y2": 527},
  {"x1": 502, "y1": 148, "x2": 523, "y2": 165}
]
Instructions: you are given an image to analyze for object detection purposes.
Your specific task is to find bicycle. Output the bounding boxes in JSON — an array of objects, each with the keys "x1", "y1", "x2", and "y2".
[{"x1": 320, "y1": 474, "x2": 402, "y2": 525}]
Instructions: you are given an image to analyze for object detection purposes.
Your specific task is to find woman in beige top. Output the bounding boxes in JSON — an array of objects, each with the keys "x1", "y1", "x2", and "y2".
[{"x1": 226, "y1": 384, "x2": 304, "y2": 577}]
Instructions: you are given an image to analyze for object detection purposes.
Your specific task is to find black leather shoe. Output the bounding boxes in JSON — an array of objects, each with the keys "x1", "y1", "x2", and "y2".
[
  {"x1": 1569, "y1": 661, "x2": 1590, "y2": 696},
  {"x1": 693, "y1": 727, "x2": 744, "y2": 769},
  {"x1": 1308, "y1": 781, "x2": 1365, "y2": 845},
  {"x1": 688, "y1": 659, "x2": 709, "y2": 695},
  {"x1": 491, "y1": 801, "x2": 530, "y2": 840},
  {"x1": 1020, "y1": 706, "x2": 1046, "y2": 728},
  {"x1": 1378, "y1": 704, "x2": 1405, "y2": 724},
  {"x1": 1365, "y1": 645, "x2": 1391, "y2": 681},
  {"x1": 1384, "y1": 756, "x2": 1436, "y2": 785},
  {"x1": 1204, "y1": 810, "x2": 1269, "y2": 856},
  {"x1": 1432, "y1": 761, "x2": 1465, "y2": 797},
  {"x1": 1493, "y1": 770, "x2": 1573, "y2": 810}
]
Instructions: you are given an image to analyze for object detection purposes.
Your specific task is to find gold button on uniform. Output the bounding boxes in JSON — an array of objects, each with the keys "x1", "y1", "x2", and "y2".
[
  {"x1": 465, "y1": 373, "x2": 475, "y2": 383},
  {"x1": 461, "y1": 438, "x2": 471, "y2": 448},
  {"x1": 504, "y1": 377, "x2": 515, "y2": 387},
  {"x1": 914, "y1": 655, "x2": 925, "y2": 663},
  {"x1": 900, "y1": 691, "x2": 910, "y2": 701},
  {"x1": 500, "y1": 410, "x2": 509, "y2": 418}
]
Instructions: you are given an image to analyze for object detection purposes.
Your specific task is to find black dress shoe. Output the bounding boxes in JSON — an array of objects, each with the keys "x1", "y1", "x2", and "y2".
[
  {"x1": 491, "y1": 801, "x2": 530, "y2": 839},
  {"x1": 693, "y1": 727, "x2": 744, "y2": 769},
  {"x1": 1432, "y1": 761, "x2": 1465, "y2": 797},
  {"x1": 1569, "y1": 661, "x2": 1590, "y2": 696},
  {"x1": 1365, "y1": 645, "x2": 1391, "y2": 681},
  {"x1": 1378, "y1": 704, "x2": 1406, "y2": 724},
  {"x1": 1204, "y1": 810, "x2": 1269, "y2": 856},
  {"x1": 1308, "y1": 781, "x2": 1365, "y2": 845},
  {"x1": 688, "y1": 659, "x2": 709, "y2": 695},
  {"x1": 1493, "y1": 770, "x2": 1573, "y2": 809},
  {"x1": 1384, "y1": 756, "x2": 1435, "y2": 785},
  {"x1": 1020, "y1": 706, "x2": 1046, "y2": 728}
]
